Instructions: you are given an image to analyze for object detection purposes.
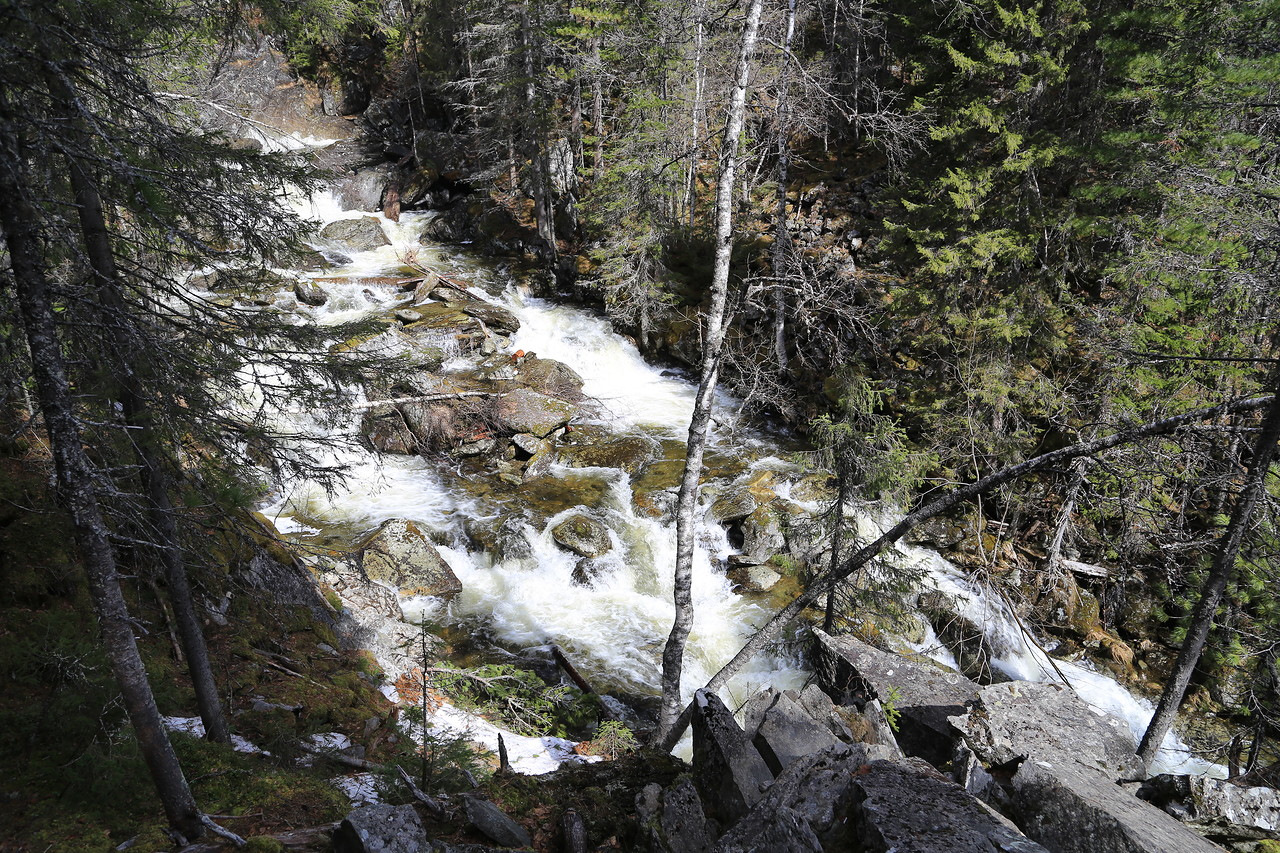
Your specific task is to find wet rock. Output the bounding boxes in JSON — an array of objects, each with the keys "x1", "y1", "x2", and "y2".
[
  {"x1": 710, "y1": 489, "x2": 756, "y2": 523},
  {"x1": 395, "y1": 308, "x2": 423, "y2": 324},
  {"x1": 320, "y1": 216, "x2": 391, "y2": 251},
  {"x1": 358, "y1": 518, "x2": 462, "y2": 600},
  {"x1": 551, "y1": 513, "x2": 612, "y2": 558},
  {"x1": 557, "y1": 431, "x2": 659, "y2": 476},
  {"x1": 456, "y1": 297, "x2": 520, "y2": 336},
  {"x1": 332, "y1": 803, "x2": 428, "y2": 853},
  {"x1": 725, "y1": 563, "x2": 781, "y2": 593},
  {"x1": 495, "y1": 387, "x2": 577, "y2": 437},
  {"x1": 336, "y1": 164, "x2": 394, "y2": 212},
  {"x1": 463, "y1": 795, "x2": 532, "y2": 848},
  {"x1": 949, "y1": 681, "x2": 1141, "y2": 779},
  {"x1": 294, "y1": 279, "x2": 330, "y2": 306},
  {"x1": 691, "y1": 689, "x2": 773, "y2": 825},
  {"x1": 813, "y1": 629, "x2": 976, "y2": 766},
  {"x1": 516, "y1": 356, "x2": 585, "y2": 401},
  {"x1": 363, "y1": 404, "x2": 417, "y2": 455}
]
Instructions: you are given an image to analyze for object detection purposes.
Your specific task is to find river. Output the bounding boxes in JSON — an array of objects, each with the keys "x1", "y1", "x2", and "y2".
[{"x1": 210, "y1": 180, "x2": 1219, "y2": 777}]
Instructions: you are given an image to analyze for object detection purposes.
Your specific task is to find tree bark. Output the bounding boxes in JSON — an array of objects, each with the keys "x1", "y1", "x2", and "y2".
[
  {"x1": 0, "y1": 130, "x2": 204, "y2": 841},
  {"x1": 653, "y1": 0, "x2": 765, "y2": 747},
  {"x1": 1137, "y1": 382, "x2": 1280, "y2": 770},
  {"x1": 655, "y1": 393, "x2": 1276, "y2": 751},
  {"x1": 54, "y1": 94, "x2": 231, "y2": 745},
  {"x1": 771, "y1": 0, "x2": 798, "y2": 371}
]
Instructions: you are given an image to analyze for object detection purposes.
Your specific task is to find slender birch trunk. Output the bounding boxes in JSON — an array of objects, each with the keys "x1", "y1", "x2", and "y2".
[{"x1": 653, "y1": 0, "x2": 765, "y2": 748}]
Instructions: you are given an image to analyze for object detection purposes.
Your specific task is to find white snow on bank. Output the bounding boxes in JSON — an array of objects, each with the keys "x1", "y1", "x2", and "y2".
[{"x1": 161, "y1": 715, "x2": 267, "y2": 755}]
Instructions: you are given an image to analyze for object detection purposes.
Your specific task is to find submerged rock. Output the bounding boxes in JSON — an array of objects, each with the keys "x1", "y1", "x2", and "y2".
[
  {"x1": 551, "y1": 513, "x2": 612, "y2": 559},
  {"x1": 294, "y1": 278, "x2": 330, "y2": 306},
  {"x1": 358, "y1": 518, "x2": 462, "y2": 600}
]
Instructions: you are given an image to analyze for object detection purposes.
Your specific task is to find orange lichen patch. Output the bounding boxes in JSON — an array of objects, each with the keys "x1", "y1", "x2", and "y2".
[{"x1": 394, "y1": 668, "x2": 446, "y2": 712}]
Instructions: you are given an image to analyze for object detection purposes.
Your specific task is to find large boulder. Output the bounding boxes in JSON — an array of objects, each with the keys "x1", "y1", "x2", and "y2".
[
  {"x1": 332, "y1": 803, "x2": 428, "y2": 853},
  {"x1": 557, "y1": 430, "x2": 659, "y2": 476},
  {"x1": 691, "y1": 689, "x2": 774, "y2": 825},
  {"x1": 463, "y1": 795, "x2": 533, "y2": 848},
  {"x1": 551, "y1": 513, "x2": 612, "y2": 559},
  {"x1": 1140, "y1": 773, "x2": 1280, "y2": 845},
  {"x1": 320, "y1": 216, "x2": 391, "y2": 251},
  {"x1": 949, "y1": 681, "x2": 1141, "y2": 779},
  {"x1": 747, "y1": 691, "x2": 841, "y2": 776},
  {"x1": 495, "y1": 387, "x2": 577, "y2": 437},
  {"x1": 336, "y1": 164, "x2": 394, "y2": 212},
  {"x1": 813, "y1": 629, "x2": 973, "y2": 766},
  {"x1": 363, "y1": 404, "x2": 417, "y2": 455},
  {"x1": 516, "y1": 356, "x2": 585, "y2": 401},
  {"x1": 1010, "y1": 761, "x2": 1224, "y2": 853},
  {"x1": 636, "y1": 778, "x2": 716, "y2": 853},
  {"x1": 358, "y1": 518, "x2": 462, "y2": 599},
  {"x1": 714, "y1": 744, "x2": 1046, "y2": 853},
  {"x1": 293, "y1": 279, "x2": 330, "y2": 306}
]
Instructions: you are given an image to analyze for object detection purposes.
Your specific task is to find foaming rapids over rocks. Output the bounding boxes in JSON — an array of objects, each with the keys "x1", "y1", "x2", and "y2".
[{"x1": 209, "y1": 179, "x2": 1218, "y2": 775}]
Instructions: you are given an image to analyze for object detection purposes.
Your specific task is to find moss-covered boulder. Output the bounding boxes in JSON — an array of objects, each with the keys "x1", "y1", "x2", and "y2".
[
  {"x1": 319, "y1": 216, "x2": 390, "y2": 251},
  {"x1": 516, "y1": 356, "x2": 584, "y2": 401},
  {"x1": 551, "y1": 514, "x2": 612, "y2": 559},
  {"x1": 358, "y1": 518, "x2": 462, "y2": 599},
  {"x1": 495, "y1": 387, "x2": 577, "y2": 437}
]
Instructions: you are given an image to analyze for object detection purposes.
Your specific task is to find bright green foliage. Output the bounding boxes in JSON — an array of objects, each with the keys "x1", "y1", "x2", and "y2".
[{"x1": 431, "y1": 662, "x2": 599, "y2": 737}]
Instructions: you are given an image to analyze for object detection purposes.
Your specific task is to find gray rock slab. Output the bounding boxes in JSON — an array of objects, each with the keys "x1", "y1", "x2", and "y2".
[
  {"x1": 813, "y1": 628, "x2": 969, "y2": 764},
  {"x1": 1012, "y1": 760, "x2": 1225, "y2": 853},
  {"x1": 716, "y1": 744, "x2": 1046, "y2": 853},
  {"x1": 332, "y1": 803, "x2": 428, "y2": 853},
  {"x1": 752, "y1": 692, "x2": 839, "y2": 776},
  {"x1": 463, "y1": 796, "x2": 533, "y2": 848},
  {"x1": 691, "y1": 689, "x2": 774, "y2": 824},
  {"x1": 949, "y1": 681, "x2": 1140, "y2": 779}
]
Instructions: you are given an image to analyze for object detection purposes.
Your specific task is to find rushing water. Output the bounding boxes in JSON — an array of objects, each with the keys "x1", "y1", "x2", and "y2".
[{"x1": 219, "y1": 182, "x2": 1220, "y2": 776}]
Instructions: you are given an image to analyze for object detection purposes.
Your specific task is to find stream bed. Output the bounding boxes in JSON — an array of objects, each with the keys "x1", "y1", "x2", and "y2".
[{"x1": 209, "y1": 182, "x2": 1220, "y2": 778}]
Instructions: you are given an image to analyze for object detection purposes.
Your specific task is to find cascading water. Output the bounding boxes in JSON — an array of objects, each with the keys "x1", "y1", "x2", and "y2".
[{"x1": 214, "y1": 173, "x2": 1220, "y2": 777}]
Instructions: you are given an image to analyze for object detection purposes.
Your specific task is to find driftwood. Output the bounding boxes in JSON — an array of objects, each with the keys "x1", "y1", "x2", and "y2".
[
  {"x1": 353, "y1": 391, "x2": 497, "y2": 411},
  {"x1": 395, "y1": 765, "x2": 447, "y2": 819},
  {"x1": 297, "y1": 742, "x2": 381, "y2": 770},
  {"x1": 552, "y1": 645, "x2": 595, "y2": 695},
  {"x1": 1059, "y1": 558, "x2": 1111, "y2": 578}
]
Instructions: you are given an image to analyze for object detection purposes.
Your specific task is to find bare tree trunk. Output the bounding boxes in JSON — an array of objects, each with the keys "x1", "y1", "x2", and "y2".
[
  {"x1": 591, "y1": 37, "x2": 604, "y2": 180},
  {"x1": 655, "y1": 393, "x2": 1276, "y2": 751},
  {"x1": 653, "y1": 0, "x2": 765, "y2": 747},
  {"x1": 521, "y1": 0, "x2": 556, "y2": 258},
  {"x1": 1137, "y1": 381, "x2": 1280, "y2": 770},
  {"x1": 683, "y1": 7, "x2": 706, "y2": 226},
  {"x1": 55, "y1": 103, "x2": 231, "y2": 745},
  {"x1": 771, "y1": 0, "x2": 798, "y2": 370},
  {"x1": 822, "y1": 465, "x2": 852, "y2": 633},
  {"x1": 0, "y1": 131, "x2": 204, "y2": 842}
]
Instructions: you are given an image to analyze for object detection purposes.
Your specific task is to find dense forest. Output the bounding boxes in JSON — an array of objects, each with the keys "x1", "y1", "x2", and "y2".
[{"x1": 2, "y1": 0, "x2": 1280, "y2": 849}]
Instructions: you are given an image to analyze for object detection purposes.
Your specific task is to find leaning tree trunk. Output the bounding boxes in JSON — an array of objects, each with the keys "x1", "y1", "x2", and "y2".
[
  {"x1": 60, "y1": 137, "x2": 231, "y2": 745},
  {"x1": 653, "y1": 0, "x2": 765, "y2": 748},
  {"x1": 1137, "y1": 381, "x2": 1280, "y2": 770},
  {"x1": 655, "y1": 393, "x2": 1277, "y2": 751},
  {"x1": 0, "y1": 130, "x2": 204, "y2": 841}
]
